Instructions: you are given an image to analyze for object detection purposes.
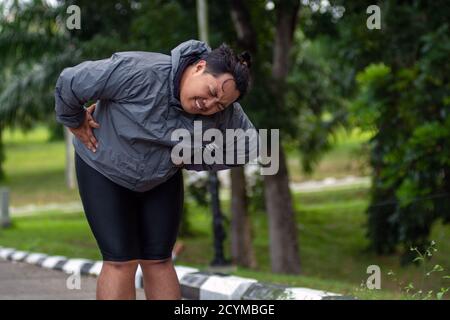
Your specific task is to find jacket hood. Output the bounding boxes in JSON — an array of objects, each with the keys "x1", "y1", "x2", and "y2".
[{"x1": 169, "y1": 40, "x2": 211, "y2": 107}]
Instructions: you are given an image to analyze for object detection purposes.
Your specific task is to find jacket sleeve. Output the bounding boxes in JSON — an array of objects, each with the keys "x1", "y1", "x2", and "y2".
[
  {"x1": 54, "y1": 54, "x2": 137, "y2": 128},
  {"x1": 183, "y1": 102, "x2": 259, "y2": 171}
]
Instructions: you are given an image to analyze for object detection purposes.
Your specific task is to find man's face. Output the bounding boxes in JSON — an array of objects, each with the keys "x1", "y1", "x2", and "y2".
[{"x1": 179, "y1": 60, "x2": 240, "y2": 116}]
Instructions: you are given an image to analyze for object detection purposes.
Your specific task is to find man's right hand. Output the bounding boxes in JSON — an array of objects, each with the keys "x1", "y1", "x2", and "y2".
[{"x1": 69, "y1": 103, "x2": 100, "y2": 153}]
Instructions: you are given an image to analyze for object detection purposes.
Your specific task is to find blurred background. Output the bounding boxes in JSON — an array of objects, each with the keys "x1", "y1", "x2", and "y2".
[{"x1": 0, "y1": 0, "x2": 449, "y2": 299}]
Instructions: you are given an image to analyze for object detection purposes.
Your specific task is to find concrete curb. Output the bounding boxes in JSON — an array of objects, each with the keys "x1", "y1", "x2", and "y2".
[{"x1": 0, "y1": 246, "x2": 352, "y2": 300}]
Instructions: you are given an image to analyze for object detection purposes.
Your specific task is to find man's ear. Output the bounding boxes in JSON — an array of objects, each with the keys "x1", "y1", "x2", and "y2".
[{"x1": 194, "y1": 60, "x2": 207, "y2": 73}]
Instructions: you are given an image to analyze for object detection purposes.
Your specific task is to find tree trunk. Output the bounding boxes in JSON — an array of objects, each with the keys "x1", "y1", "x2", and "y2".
[
  {"x1": 196, "y1": 0, "x2": 209, "y2": 44},
  {"x1": 228, "y1": 0, "x2": 258, "y2": 269},
  {"x1": 272, "y1": 1, "x2": 299, "y2": 80},
  {"x1": 264, "y1": 148, "x2": 300, "y2": 273},
  {"x1": 229, "y1": 0, "x2": 301, "y2": 274},
  {"x1": 265, "y1": 0, "x2": 301, "y2": 274},
  {"x1": 64, "y1": 126, "x2": 76, "y2": 189},
  {"x1": 229, "y1": 0, "x2": 257, "y2": 53},
  {"x1": 0, "y1": 126, "x2": 5, "y2": 181},
  {"x1": 230, "y1": 167, "x2": 257, "y2": 268}
]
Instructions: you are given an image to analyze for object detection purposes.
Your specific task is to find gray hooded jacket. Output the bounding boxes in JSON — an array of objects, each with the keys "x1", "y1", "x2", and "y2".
[{"x1": 55, "y1": 40, "x2": 256, "y2": 192}]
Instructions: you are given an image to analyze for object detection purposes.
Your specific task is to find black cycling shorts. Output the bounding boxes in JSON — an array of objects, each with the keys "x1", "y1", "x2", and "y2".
[{"x1": 75, "y1": 152, "x2": 184, "y2": 262}]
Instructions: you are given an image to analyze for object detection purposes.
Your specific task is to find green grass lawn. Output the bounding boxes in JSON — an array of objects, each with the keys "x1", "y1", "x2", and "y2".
[
  {"x1": 1, "y1": 125, "x2": 449, "y2": 300},
  {"x1": 286, "y1": 127, "x2": 373, "y2": 182},
  {"x1": 2, "y1": 126, "x2": 80, "y2": 206}
]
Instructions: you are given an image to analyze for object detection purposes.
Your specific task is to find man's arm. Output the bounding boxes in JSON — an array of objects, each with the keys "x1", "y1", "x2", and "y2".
[
  {"x1": 183, "y1": 102, "x2": 258, "y2": 171},
  {"x1": 54, "y1": 53, "x2": 136, "y2": 128}
]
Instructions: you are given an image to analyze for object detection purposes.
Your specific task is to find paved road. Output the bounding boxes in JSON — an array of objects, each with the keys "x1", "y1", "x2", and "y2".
[{"x1": 0, "y1": 258, "x2": 146, "y2": 300}]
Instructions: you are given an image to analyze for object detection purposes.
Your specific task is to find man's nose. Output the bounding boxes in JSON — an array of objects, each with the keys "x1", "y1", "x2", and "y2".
[{"x1": 204, "y1": 97, "x2": 218, "y2": 109}]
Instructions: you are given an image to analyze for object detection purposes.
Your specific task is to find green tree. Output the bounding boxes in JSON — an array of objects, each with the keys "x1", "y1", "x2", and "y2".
[{"x1": 333, "y1": 1, "x2": 450, "y2": 262}]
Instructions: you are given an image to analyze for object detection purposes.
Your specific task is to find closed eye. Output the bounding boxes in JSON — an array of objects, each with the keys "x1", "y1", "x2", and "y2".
[
  {"x1": 209, "y1": 86, "x2": 225, "y2": 111},
  {"x1": 209, "y1": 86, "x2": 217, "y2": 97}
]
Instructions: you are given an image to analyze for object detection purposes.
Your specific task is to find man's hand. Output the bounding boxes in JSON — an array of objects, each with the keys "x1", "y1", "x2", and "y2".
[{"x1": 69, "y1": 103, "x2": 100, "y2": 152}]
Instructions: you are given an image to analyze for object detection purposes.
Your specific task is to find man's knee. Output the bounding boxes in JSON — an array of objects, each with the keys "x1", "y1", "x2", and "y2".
[
  {"x1": 139, "y1": 257, "x2": 172, "y2": 267},
  {"x1": 103, "y1": 259, "x2": 139, "y2": 272}
]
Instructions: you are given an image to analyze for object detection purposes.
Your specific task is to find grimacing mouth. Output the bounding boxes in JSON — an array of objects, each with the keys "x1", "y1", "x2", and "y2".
[{"x1": 194, "y1": 97, "x2": 206, "y2": 110}]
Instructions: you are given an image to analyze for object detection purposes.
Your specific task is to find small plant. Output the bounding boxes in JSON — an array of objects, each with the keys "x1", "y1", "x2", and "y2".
[{"x1": 387, "y1": 240, "x2": 450, "y2": 300}]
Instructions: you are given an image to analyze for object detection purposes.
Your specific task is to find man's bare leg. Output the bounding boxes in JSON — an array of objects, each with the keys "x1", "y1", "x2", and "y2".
[
  {"x1": 140, "y1": 258, "x2": 181, "y2": 300},
  {"x1": 96, "y1": 260, "x2": 139, "y2": 300}
]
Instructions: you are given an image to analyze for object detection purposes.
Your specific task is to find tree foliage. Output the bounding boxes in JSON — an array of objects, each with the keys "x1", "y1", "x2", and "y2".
[{"x1": 340, "y1": 1, "x2": 450, "y2": 261}]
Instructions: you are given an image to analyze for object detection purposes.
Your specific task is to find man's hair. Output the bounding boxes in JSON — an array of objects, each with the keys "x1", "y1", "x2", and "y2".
[{"x1": 203, "y1": 43, "x2": 252, "y2": 100}]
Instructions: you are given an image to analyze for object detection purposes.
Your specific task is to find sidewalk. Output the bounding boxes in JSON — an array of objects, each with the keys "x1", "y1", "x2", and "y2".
[
  {"x1": 0, "y1": 247, "x2": 347, "y2": 300},
  {"x1": 0, "y1": 258, "x2": 146, "y2": 299}
]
